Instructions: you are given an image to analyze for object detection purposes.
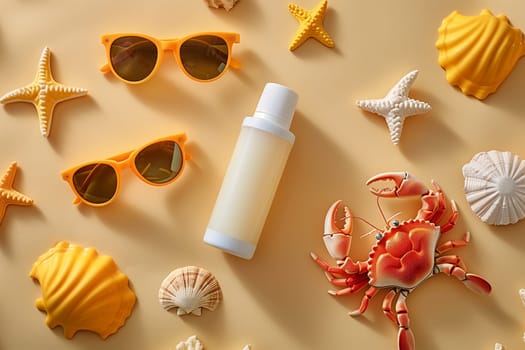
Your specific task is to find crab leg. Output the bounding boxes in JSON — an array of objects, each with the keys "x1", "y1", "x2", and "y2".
[
  {"x1": 382, "y1": 289, "x2": 398, "y2": 325},
  {"x1": 418, "y1": 180, "x2": 447, "y2": 224},
  {"x1": 435, "y1": 262, "x2": 492, "y2": 295},
  {"x1": 435, "y1": 255, "x2": 467, "y2": 270},
  {"x1": 396, "y1": 291, "x2": 415, "y2": 350},
  {"x1": 326, "y1": 278, "x2": 369, "y2": 297},
  {"x1": 310, "y1": 252, "x2": 368, "y2": 275},
  {"x1": 436, "y1": 231, "x2": 469, "y2": 254},
  {"x1": 382, "y1": 289, "x2": 416, "y2": 350},
  {"x1": 437, "y1": 198, "x2": 458, "y2": 234},
  {"x1": 349, "y1": 286, "x2": 379, "y2": 316},
  {"x1": 310, "y1": 253, "x2": 370, "y2": 296}
]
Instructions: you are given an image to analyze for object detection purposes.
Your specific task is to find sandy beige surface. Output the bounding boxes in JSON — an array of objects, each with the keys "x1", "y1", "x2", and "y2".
[{"x1": 1, "y1": 0, "x2": 525, "y2": 349}]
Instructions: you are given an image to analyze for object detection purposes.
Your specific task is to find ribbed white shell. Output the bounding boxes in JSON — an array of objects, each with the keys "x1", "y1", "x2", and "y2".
[
  {"x1": 158, "y1": 266, "x2": 222, "y2": 316},
  {"x1": 462, "y1": 150, "x2": 525, "y2": 225}
]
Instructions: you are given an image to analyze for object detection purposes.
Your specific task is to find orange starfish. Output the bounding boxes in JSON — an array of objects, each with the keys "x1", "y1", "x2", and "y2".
[
  {"x1": 0, "y1": 47, "x2": 88, "y2": 137},
  {"x1": 288, "y1": 0, "x2": 335, "y2": 51},
  {"x1": 0, "y1": 162, "x2": 33, "y2": 224}
]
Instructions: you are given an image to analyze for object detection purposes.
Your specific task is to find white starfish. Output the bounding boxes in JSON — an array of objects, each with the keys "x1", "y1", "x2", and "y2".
[{"x1": 356, "y1": 70, "x2": 431, "y2": 145}]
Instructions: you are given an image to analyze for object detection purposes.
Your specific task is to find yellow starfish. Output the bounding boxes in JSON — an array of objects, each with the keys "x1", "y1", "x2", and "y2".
[
  {"x1": 288, "y1": 0, "x2": 335, "y2": 51},
  {"x1": 0, "y1": 162, "x2": 33, "y2": 225},
  {"x1": 0, "y1": 47, "x2": 88, "y2": 137}
]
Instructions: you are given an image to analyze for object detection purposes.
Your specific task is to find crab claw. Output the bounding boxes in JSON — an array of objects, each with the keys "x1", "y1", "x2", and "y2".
[
  {"x1": 323, "y1": 200, "x2": 352, "y2": 260},
  {"x1": 366, "y1": 171, "x2": 429, "y2": 198}
]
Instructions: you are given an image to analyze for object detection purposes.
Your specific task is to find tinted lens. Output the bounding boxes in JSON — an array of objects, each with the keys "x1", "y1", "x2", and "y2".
[
  {"x1": 134, "y1": 141, "x2": 183, "y2": 184},
  {"x1": 73, "y1": 163, "x2": 117, "y2": 204},
  {"x1": 110, "y1": 36, "x2": 158, "y2": 82},
  {"x1": 180, "y1": 35, "x2": 228, "y2": 80}
]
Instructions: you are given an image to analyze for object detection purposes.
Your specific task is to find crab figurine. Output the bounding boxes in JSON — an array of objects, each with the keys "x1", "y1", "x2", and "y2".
[{"x1": 311, "y1": 171, "x2": 492, "y2": 350}]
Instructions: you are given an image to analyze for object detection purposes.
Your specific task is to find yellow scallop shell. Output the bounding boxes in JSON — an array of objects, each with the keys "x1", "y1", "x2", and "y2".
[
  {"x1": 29, "y1": 241, "x2": 136, "y2": 339},
  {"x1": 436, "y1": 9, "x2": 525, "y2": 100}
]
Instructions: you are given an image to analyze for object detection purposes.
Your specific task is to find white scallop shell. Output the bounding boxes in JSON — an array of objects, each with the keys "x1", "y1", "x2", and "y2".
[
  {"x1": 462, "y1": 150, "x2": 525, "y2": 225},
  {"x1": 158, "y1": 266, "x2": 222, "y2": 316}
]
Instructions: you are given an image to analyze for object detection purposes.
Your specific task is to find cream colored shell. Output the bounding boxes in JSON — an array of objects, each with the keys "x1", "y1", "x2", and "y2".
[
  {"x1": 29, "y1": 241, "x2": 136, "y2": 339},
  {"x1": 436, "y1": 9, "x2": 525, "y2": 100},
  {"x1": 205, "y1": 0, "x2": 239, "y2": 11},
  {"x1": 176, "y1": 335, "x2": 204, "y2": 350},
  {"x1": 462, "y1": 150, "x2": 525, "y2": 225},
  {"x1": 175, "y1": 335, "x2": 252, "y2": 350},
  {"x1": 158, "y1": 266, "x2": 222, "y2": 316}
]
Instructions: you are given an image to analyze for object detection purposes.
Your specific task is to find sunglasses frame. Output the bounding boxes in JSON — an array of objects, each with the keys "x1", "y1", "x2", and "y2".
[
  {"x1": 61, "y1": 133, "x2": 191, "y2": 207},
  {"x1": 100, "y1": 32, "x2": 241, "y2": 84}
]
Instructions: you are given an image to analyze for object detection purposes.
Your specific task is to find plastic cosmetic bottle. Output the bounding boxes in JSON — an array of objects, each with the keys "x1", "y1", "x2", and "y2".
[{"x1": 203, "y1": 83, "x2": 298, "y2": 259}]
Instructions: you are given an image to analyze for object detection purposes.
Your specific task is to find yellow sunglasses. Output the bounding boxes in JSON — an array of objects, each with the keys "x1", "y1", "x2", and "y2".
[
  {"x1": 61, "y1": 133, "x2": 191, "y2": 207},
  {"x1": 100, "y1": 32, "x2": 241, "y2": 84}
]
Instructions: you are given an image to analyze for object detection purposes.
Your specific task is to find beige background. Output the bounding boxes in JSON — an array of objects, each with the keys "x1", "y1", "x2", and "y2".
[{"x1": 1, "y1": 0, "x2": 525, "y2": 349}]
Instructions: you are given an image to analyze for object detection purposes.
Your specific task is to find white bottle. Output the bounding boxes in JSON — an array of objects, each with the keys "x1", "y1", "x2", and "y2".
[{"x1": 203, "y1": 83, "x2": 298, "y2": 259}]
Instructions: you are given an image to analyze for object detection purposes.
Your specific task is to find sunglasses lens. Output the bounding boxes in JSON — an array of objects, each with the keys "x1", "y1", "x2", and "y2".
[
  {"x1": 110, "y1": 36, "x2": 158, "y2": 82},
  {"x1": 180, "y1": 35, "x2": 229, "y2": 80},
  {"x1": 73, "y1": 164, "x2": 117, "y2": 204},
  {"x1": 135, "y1": 141, "x2": 183, "y2": 184}
]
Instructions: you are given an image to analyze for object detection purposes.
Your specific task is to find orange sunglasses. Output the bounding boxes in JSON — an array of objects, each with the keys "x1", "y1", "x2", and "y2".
[
  {"x1": 100, "y1": 32, "x2": 241, "y2": 84},
  {"x1": 61, "y1": 133, "x2": 191, "y2": 207}
]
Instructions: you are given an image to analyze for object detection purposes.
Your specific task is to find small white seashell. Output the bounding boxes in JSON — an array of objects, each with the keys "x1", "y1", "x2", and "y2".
[
  {"x1": 518, "y1": 288, "x2": 525, "y2": 342},
  {"x1": 173, "y1": 335, "x2": 251, "y2": 350},
  {"x1": 159, "y1": 266, "x2": 222, "y2": 316},
  {"x1": 520, "y1": 289, "x2": 525, "y2": 306},
  {"x1": 495, "y1": 343, "x2": 504, "y2": 350},
  {"x1": 176, "y1": 335, "x2": 204, "y2": 350},
  {"x1": 462, "y1": 150, "x2": 525, "y2": 225},
  {"x1": 206, "y1": 0, "x2": 239, "y2": 11}
]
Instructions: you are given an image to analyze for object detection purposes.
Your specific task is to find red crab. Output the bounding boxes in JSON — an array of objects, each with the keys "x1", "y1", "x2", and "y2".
[{"x1": 311, "y1": 171, "x2": 491, "y2": 350}]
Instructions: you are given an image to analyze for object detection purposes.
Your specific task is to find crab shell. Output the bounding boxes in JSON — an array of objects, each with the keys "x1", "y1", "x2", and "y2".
[{"x1": 368, "y1": 219, "x2": 440, "y2": 290}]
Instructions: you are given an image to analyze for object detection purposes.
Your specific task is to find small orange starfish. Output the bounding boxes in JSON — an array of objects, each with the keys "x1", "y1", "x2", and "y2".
[
  {"x1": 0, "y1": 162, "x2": 33, "y2": 224},
  {"x1": 288, "y1": 0, "x2": 335, "y2": 51},
  {"x1": 0, "y1": 47, "x2": 88, "y2": 137}
]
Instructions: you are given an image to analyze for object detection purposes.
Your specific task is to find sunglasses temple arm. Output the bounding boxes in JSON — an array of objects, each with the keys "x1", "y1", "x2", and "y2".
[
  {"x1": 230, "y1": 57, "x2": 241, "y2": 70},
  {"x1": 100, "y1": 63, "x2": 111, "y2": 73},
  {"x1": 72, "y1": 197, "x2": 82, "y2": 205}
]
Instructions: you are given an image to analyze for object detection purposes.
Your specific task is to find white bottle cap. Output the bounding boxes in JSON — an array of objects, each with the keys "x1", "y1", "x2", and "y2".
[{"x1": 253, "y1": 83, "x2": 298, "y2": 130}]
